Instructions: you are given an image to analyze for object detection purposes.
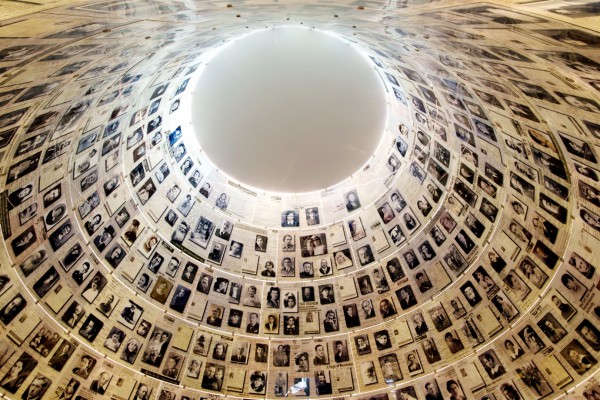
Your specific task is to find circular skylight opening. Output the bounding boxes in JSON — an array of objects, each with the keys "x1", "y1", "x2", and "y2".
[{"x1": 191, "y1": 27, "x2": 388, "y2": 193}]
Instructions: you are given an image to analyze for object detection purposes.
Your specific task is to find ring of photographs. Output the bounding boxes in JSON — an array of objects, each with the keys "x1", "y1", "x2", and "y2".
[{"x1": 0, "y1": 1, "x2": 598, "y2": 400}]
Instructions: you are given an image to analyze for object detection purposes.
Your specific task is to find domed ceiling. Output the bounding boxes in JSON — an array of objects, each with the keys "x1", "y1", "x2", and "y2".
[{"x1": 0, "y1": 1, "x2": 599, "y2": 399}]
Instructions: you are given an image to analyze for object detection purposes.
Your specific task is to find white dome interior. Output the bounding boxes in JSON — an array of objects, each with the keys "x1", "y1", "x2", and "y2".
[{"x1": 0, "y1": 1, "x2": 598, "y2": 400}]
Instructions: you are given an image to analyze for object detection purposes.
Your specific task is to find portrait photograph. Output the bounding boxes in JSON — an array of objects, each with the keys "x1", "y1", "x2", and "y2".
[
  {"x1": 357, "y1": 275, "x2": 374, "y2": 295},
  {"x1": 429, "y1": 304, "x2": 452, "y2": 332},
  {"x1": 181, "y1": 262, "x2": 198, "y2": 284},
  {"x1": 576, "y1": 319, "x2": 600, "y2": 351},
  {"x1": 11, "y1": 225, "x2": 37, "y2": 257},
  {"x1": 205, "y1": 304, "x2": 224, "y2": 327},
  {"x1": 440, "y1": 211, "x2": 457, "y2": 234},
  {"x1": 229, "y1": 278, "x2": 244, "y2": 304},
  {"x1": 161, "y1": 352, "x2": 184, "y2": 380},
  {"x1": 47, "y1": 339, "x2": 75, "y2": 372},
  {"x1": 518, "y1": 325, "x2": 546, "y2": 354},
  {"x1": 6, "y1": 183, "x2": 34, "y2": 211},
  {"x1": 430, "y1": 225, "x2": 447, "y2": 247},
  {"x1": 540, "y1": 192, "x2": 567, "y2": 223},
  {"x1": 305, "y1": 207, "x2": 320, "y2": 225},
  {"x1": 32, "y1": 266, "x2": 60, "y2": 298},
  {"x1": 389, "y1": 224, "x2": 406, "y2": 246},
  {"x1": 491, "y1": 291, "x2": 519, "y2": 322},
  {"x1": 560, "y1": 339, "x2": 597, "y2": 375},
  {"x1": 211, "y1": 341, "x2": 228, "y2": 361},
  {"x1": 249, "y1": 371, "x2": 267, "y2": 394},
  {"x1": 532, "y1": 241, "x2": 559, "y2": 269},
  {"x1": 48, "y1": 219, "x2": 75, "y2": 251},
  {"x1": 272, "y1": 371, "x2": 288, "y2": 397},
  {"x1": 443, "y1": 245, "x2": 468, "y2": 276},
  {"x1": 356, "y1": 244, "x2": 375, "y2": 266},
  {"x1": 518, "y1": 257, "x2": 548, "y2": 289},
  {"x1": 215, "y1": 192, "x2": 229, "y2": 210},
  {"x1": 377, "y1": 202, "x2": 396, "y2": 224},
  {"x1": 354, "y1": 334, "x2": 371, "y2": 355},
  {"x1": 361, "y1": 360, "x2": 377, "y2": 385},
  {"x1": 537, "y1": 312, "x2": 567, "y2": 344},
  {"x1": 103, "y1": 326, "x2": 125, "y2": 353},
  {"x1": 189, "y1": 217, "x2": 215, "y2": 248},
  {"x1": 333, "y1": 248, "x2": 353, "y2": 270},
  {"x1": 281, "y1": 210, "x2": 299, "y2": 227},
  {"x1": 150, "y1": 276, "x2": 173, "y2": 304},
  {"x1": 478, "y1": 349, "x2": 506, "y2": 380},
  {"x1": 196, "y1": 273, "x2": 213, "y2": 295},
  {"x1": 417, "y1": 240, "x2": 436, "y2": 261},
  {"x1": 378, "y1": 353, "x2": 403, "y2": 383},
  {"x1": 193, "y1": 333, "x2": 212, "y2": 357},
  {"x1": 44, "y1": 203, "x2": 67, "y2": 230},
  {"x1": 405, "y1": 349, "x2": 423, "y2": 376},
  {"x1": 516, "y1": 361, "x2": 553, "y2": 398},
  {"x1": 228, "y1": 240, "x2": 243, "y2": 258},
  {"x1": 255, "y1": 234, "x2": 268, "y2": 252},
  {"x1": 29, "y1": 324, "x2": 60, "y2": 357},
  {"x1": 82, "y1": 271, "x2": 108, "y2": 303},
  {"x1": 1, "y1": 352, "x2": 38, "y2": 394},
  {"x1": 19, "y1": 203, "x2": 38, "y2": 226},
  {"x1": 283, "y1": 315, "x2": 299, "y2": 335},
  {"x1": 503, "y1": 270, "x2": 531, "y2": 300},
  {"x1": 93, "y1": 224, "x2": 116, "y2": 253},
  {"x1": 227, "y1": 308, "x2": 243, "y2": 328},
  {"x1": 348, "y1": 218, "x2": 366, "y2": 241},
  {"x1": 78, "y1": 314, "x2": 103, "y2": 342},
  {"x1": 460, "y1": 281, "x2": 482, "y2": 307},
  {"x1": 396, "y1": 285, "x2": 417, "y2": 310},
  {"x1": 97, "y1": 291, "x2": 119, "y2": 317},
  {"x1": 215, "y1": 219, "x2": 233, "y2": 240},
  {"x1": 177, "y1": 194, "x2": 196, "y2": 217},
  {"x1": 402, "y1": 209, "x2": 421, "y2": 233},
  {"x1": 186, "y1": 358, "x2": 202, "y2": 379},
  {"x1": 118, "y1": 300, "x2": 144, "y2": 330},
  {"x1": 6, "y1": 152, "x2": 40, "y2": 184},
  {"x1": 141, "y1": 327, "x2": 172, "y2": 367},
  {"x1": 207, "y1": 242, "x2": 225, "y2": 265}
]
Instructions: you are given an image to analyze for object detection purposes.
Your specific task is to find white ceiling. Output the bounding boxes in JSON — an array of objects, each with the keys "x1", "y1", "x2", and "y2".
[{"x1": 191, "y1": 27, "x2": 388, "y2": 193}]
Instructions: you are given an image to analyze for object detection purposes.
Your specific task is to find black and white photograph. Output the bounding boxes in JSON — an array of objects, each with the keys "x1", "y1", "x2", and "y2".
[
  {"x1": 537, "y1": 312, "x2": 567, "y2": 344},
  {"x1": 561, "y1": 339, "x2": 597, "y2": 375},
  {"x1": 0, "y1": 293, "x2": 27, "y2": 325},
  {"x1": 576, "y1": 319, "x2": 600, "y2": 351},
  {"x1": 141, "y1": 327, "x2": 172, "y2": 367},
  {"x1": 491, "y1": 291, "x2": 518, "y2": 322},
  {"x1": 349, "y1": 218, "x2": 367, "y2": 241},
  {"x1": 305, "y1": 207, "x2": 320, "y2": 225},
  {"x1": 118, "y1": 300, "x2": 144, "y2": 330},
  {"x1": 48, "y1": 219, "x2": 75, "y2": 251},
  {"x1": 504, "y1": 270, "x2": 531, "y2": 300},
  {"x1": 11, "y1": 226, "x2": 37, "y2": 257},
  {"x1": 32, "y1": 267, "x2": 60, "y2": 298},
  {"x1": 78, "y1": 314, "x2": 103, "y2": 342},
  {"x1": 518, "y1": 325, "x2": 546, "y2": 354},
  {"x1": 300, "y1": 234, "x2": 327, "y2": 257},
  {"x1": 190, "y1": 217, "x2": 214, "y2": 248},
  {"x1": 429, "y1": 304, "x2": 452, "y2": 332},
  {"x1": 207, "y1": 242, "x2": 225, "y2": 265},
  {"x1": 356, "y1": 244, "x2": 375, "y2": 266},
  {"x1": 345, "y1": 190, "x2": 361, "y2": 212},
  {"x1": 281, "y1": 210, "x2": 300, "y2": 227}
]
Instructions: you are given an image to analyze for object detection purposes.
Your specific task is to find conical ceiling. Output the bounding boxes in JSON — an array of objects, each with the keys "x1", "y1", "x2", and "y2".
[{"x1": 0, "y1": 1, "x2": 599, "y2": 400}]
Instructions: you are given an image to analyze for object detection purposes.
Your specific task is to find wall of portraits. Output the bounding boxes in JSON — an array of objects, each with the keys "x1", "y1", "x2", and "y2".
[{"x1": 0, "y1": 0, "x2": 599, "y2": 399}]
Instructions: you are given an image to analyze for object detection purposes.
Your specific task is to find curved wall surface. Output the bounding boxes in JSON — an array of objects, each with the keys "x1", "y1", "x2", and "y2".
[{"x1": 0, "y1": 1, "x2": 599, "y2": 399}]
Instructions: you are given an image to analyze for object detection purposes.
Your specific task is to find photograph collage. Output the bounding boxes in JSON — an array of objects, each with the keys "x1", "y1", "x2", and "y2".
[{"x1": 0, "y1": 0, "x2": 598, "y2": 399}]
